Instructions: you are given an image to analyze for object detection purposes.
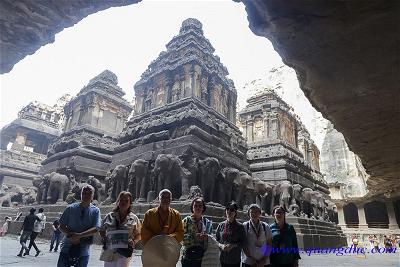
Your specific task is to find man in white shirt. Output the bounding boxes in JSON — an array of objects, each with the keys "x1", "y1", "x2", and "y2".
[
  {"x1": 25, "y1": 208, "x2": 46, "y2": 257},
  {"x1": 242, "y1": 204, "x2": 272, "y2": 267}
]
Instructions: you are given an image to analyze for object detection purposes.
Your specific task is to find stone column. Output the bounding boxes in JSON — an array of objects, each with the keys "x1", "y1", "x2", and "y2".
[
  {"x1": 246, "y1": 121, "x2": 254, "y2": 142},
  {"x1": 337, "y1": 204, "x2": 346, "y2": 228},
  {"x1": 356, "y1": 203, "x2": 368, "y2": 228},
  {"x1": 386, "y1": 201, "x2": 399, "y2": 229},
  {"x1": 11, "y1": 129, "x2": 26, "y2": 151}
]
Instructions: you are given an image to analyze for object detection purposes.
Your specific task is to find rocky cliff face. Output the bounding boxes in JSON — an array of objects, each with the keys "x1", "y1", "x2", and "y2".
[{"x1": 321, "y1": 122, "x2": 368, "y2": 198}]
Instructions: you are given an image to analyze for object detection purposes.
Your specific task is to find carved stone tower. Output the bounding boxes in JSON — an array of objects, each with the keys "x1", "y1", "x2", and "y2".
[
  {"x1": 40, "y1": 70, "x2": 132, "y2": 180},
  {"x1": 0, "y1": 99, "x2": 66, "y2": 186},
  {"x1": 238, "y1": 90, "x2": 328, "y2": 194},
  {"x1": 112, "y1": 18, "x2": 248, "y2": 172}
]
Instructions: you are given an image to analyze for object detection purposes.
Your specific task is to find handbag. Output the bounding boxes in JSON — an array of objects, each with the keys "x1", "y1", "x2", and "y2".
[{"x1": 116, "y1": 243, "x2": 134, "y2": 258}]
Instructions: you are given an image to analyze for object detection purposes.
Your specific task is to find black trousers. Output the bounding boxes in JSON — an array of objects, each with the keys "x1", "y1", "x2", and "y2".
[
  {"x1": 28, "y1": 231, "x2": 40, "y2": 252},
  {"x1": 242, "y1": 263, "x2": 272, "y2": 267},
  {"x1": 181, "y1": 258, "x2": 202, "y2": 267},
  {"x1": 221, "y1": 263, "x2": 241, "y2": 267}
]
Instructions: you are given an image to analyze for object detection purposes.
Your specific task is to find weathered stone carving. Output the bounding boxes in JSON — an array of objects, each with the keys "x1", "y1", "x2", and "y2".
[
  {"x1": 40, "y1": 70, "x2": 132, "y2": 179},
  {"x1": 300, "y1": 187, "x2": 313, "y2": 217},
  {"x1": 220, "y1": 167, "x2": 240, "y2": 206},
  {"x1": 86, "y1": 175, "x2": 102, "y2": 201},
  {"x1": 236, "y1": 171, "x2": 254, "y2": 208},
  {"x1": 128, "y1": 159, "x2": 150, "y2": 202},
  {"x1": 276, "y1": 180, "x2": 293, "y2": 210},
  {"x1": 152, "y1": 154, "x2": 182, "y2": 198},
  {"x1": 253, "y1": 179, "x2": 274, "y2": 215},
  {"x1": 46, "y1": 172, "x2": 70, "y2": 204},
  {"x1": 188, "y1": 185, "x2": 203, "y2": 200},
  {"x1": 33, "y1": 174, "x2": 50, "y2": 204},
  {"x1": 197, "y1": 157, "x2": 220, "y2": 203},
  {"x1": 238, "y1": 90, "x2": 329, "y2": 198},
  {"x1": 179, "y1": 150, "x2": 198, "y2": 200},
  {"x1": 109, "y1": 165, "x2": 128, "y2": 202}
]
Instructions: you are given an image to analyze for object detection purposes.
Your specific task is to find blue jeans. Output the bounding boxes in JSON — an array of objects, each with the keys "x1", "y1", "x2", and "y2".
[
  {"x1": 50, "y1": 232, "x2": 61, "y2": 251},
  {"x1": 57, "y1": 252, "x2": 89, "y2": 267}
]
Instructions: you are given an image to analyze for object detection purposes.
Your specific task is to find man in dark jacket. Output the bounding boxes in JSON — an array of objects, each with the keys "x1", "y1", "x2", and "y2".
[{"x1": 17, "y1": 208, "x2": 41, "y2": 257}]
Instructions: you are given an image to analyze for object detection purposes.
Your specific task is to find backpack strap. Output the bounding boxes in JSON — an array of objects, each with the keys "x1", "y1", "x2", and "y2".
[{"x1": 261, "y1": 222, "x2": 267, "y2": 239}]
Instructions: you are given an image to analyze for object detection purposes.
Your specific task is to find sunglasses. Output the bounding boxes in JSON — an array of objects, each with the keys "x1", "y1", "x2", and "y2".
[{"x1": 226, "y1": 208, "x2": 236, "y2": 212}]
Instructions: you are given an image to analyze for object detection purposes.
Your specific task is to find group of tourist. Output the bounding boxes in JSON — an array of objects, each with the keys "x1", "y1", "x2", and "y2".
[
  {"x1": 15, "y1": 185, "x2": 301, "y2": 267},
  {"x1": 17, "y1": 207, "x2": 46, "y2": 257},
  {"x1": 15, "y1": 206, "x2": 64, "y2": 257},
  {"x1": 366, "y1": 234, "x2": 400, "y2": 250}
]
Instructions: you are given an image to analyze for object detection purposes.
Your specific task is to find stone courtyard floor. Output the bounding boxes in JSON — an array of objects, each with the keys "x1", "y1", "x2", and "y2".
[{"x1": 0, "y1": 235, "x2": 399, "y2": 266}]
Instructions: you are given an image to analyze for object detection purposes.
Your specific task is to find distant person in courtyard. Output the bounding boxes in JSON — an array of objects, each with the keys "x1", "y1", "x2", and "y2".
[
  {"x1": 242, "y1": 204, "x2": 272, "y2": 267},
  {"x1": 100, "y1": 191, "x2": 141, "y2": 267},
  {"x1": 0, "y1": 216, "x2": 12, "y2": 237},
  {"x1": 57, "y1": 185, "x2": 101, "y2": 267},
  {"x1": 373, "y1": 235, "x2": 379, "y2": 250},
  {"x1": 181, "y1": 197, "x2": 213, "y2": 267},
  {"x1": 141, "y1": 189, "x2": 184, "y2": 245},
  {"x1": 17, "y1": 208, "x2": 42, "y2": 257},
  {"x1": 270, "y1": 206, "x2": 300, "y2": 267},
  {"x1": 49, "y1": 219, "x2": 62, "y2": 252},
  {"x1": 216, "y1": 201, "x2": 246, "y2": 267},
  {"x1": 25, "y1": 207, "x2": 46, "y2": 256},
  {"x1": 351, "y1": 234, "x2": 359, "y2": 248}
]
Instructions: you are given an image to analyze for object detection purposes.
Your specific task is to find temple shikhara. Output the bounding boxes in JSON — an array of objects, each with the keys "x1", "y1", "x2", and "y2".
[{"x1": 1, "y1": 18, "x2": 398, "y2": 249}]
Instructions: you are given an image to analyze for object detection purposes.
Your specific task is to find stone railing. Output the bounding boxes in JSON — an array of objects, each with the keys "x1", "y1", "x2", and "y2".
[{"x1": 0, "y1": 149, "x2": 46, "y2": 166}]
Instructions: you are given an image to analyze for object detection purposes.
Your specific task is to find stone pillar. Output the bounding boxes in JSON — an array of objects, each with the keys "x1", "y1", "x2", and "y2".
[
  {"x1": 337, "y1": 204, "x2": 346, "y2": 228},
  {"x1": 11, "y1": 129, "x2": 26, "y2": 151},
  {"x1": 356, "y1": 203, "x2": 368, "y2": 228},
  {"x1": 386, "y1": 201, "x2": 399, "y2": 229},
  {"x1": 246, "y1": 121, "x2": 254, "y2": 142}
]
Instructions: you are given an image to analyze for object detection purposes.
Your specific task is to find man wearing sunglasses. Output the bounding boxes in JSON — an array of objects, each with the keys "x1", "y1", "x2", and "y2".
[{"x1": 57, "y1": 184, "x2": 101, "y2": 267}]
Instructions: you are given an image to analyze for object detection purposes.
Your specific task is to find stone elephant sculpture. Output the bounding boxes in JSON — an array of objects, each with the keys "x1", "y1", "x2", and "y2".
[
  {"x1": 315, "y1": 192, "x2": 326, "y2": 220},
  {"x1": 47, "y1": 172, "x2": 70, "y2": 204},
  {"x1": 253, "y1": 179, "x2": 274, "y2": 215},
  {"x1": 288, "y1": 184, "x2": 302, "y2": 216},
  {"x1": 300, "y1": 187, "x2": 313, "y2": 216},
  {"x1": 197, "y1": 157, "x2": 220, "y2": 203},
  {"x1": 292, "y1": 184, "x2": 302, "y2": 206},
  {"x1": 235, "y1": 171, "x2": 254, "y2": 209},
  {"x1": 310, "y1": 190, "x2": 319, "y2": 218},
  {"x1": 153, "y1": 154, "x2": 182, "y2": 198},
  {"x1": 33, "y1": 174, "x2": 50, "y2": 204},
  {"x1": 325, "y1": 199, "x2": 336, "y2": 222},
  {"x1": 86, "y1": 176, "x2": 102, "y2": 201},
  {"x1": 104, "y1": 171, "x2": 112, "y2": 198},
  {"x1": 178, "y1": 150, "x2": 198, "y2": 200},
  {"x1": 110, "y1": 165, "x2": 128, "y2": 201},
  {"x1": 67, "y1": 182, "x2": 90, "y2": 203},
  {"x1": 219, "y1": 167, "x2": 240, "y2": 205},
  {"x1": 128, "y1": 159, "x2": 150, "y2": 202},
  {"x1": 275, "y1": 180, "x2": 293, "y2": 210}
]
